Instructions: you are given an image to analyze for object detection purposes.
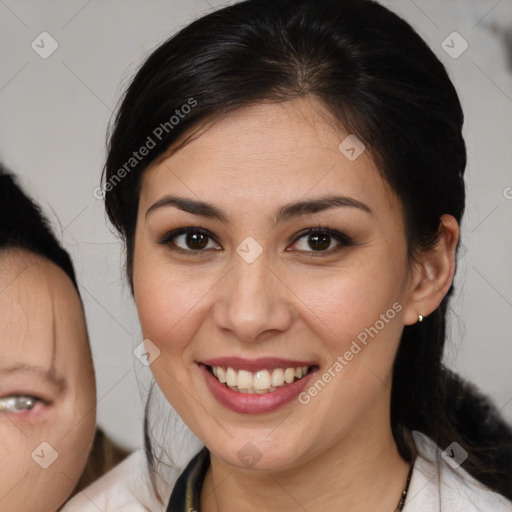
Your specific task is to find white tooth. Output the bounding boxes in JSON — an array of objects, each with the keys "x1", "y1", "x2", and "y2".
[
  {"x1": 226, "y1": 367, "x2": 237, "y2": 387},
  {"x1": 217, "y1": 367, "x2": 227, "y2": 384},
  {"x1": 295, "y1": 367, "x2": 303, "y2": 379},
  {"x1": 254, "y1": 370, "x2": 271, "y2": 390},
  {"x1": 212, "y1": 366, "x2": 219, "y2": 377},
  {"x1": 301, "y1": 366, "x2": 308, "y2": 375},
  {"x1": 271, "y1": 368, "x2": 285, "y2": 387},
  {"x1": 237, "y1": 370, "x2": 253, "y2": 390},
  {"x1": 284, "y1": 368, "x2": 295, "y2": 383},
  {"x1": 247, "y1": 388, "x2": 256, "y2": 394},
  {"x1": 239, "y1": 388, "x2": 249, "y2": 394},
  {"x1": 256, "y1": 388, "x2": 269, "y2": 394},
  {"x1": 228, "y1": 385, "x2": 238, "y2": 391},
  {"x1": 269, "y1": 386, "x2": 277, "y2": 392}
]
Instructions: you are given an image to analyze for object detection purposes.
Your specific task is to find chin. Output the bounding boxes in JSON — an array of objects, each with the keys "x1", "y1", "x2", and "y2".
[{"x1": 208, "y1": 433, "x2": 309, "y2": 473}]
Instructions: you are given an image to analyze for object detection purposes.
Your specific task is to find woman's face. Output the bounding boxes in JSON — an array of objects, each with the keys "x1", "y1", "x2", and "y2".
[
  {"x1": 133, "y1": 98, "x2": 420, "y2": 471},
  {"x1": 0, "y1": 250, "x2": 96, "y2": 511}
]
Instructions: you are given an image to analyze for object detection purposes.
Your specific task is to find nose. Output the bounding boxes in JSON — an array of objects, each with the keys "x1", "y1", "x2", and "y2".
[{"x1": 212, "y1": 251, "x2": 293, "y2": 343}]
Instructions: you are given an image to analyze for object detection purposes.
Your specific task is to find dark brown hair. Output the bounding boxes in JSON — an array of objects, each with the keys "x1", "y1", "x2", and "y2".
[{"x1": 0, "y1": 164, "x2": 78, "y2": 289}]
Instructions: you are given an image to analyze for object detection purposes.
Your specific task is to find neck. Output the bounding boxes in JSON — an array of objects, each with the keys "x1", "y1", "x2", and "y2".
[{"x1": 200, "y1": 404, "x2": 411, "y2": 512}]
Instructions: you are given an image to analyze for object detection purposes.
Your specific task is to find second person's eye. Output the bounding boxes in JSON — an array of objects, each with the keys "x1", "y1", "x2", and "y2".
[{"x1": 0, "y1": 395, "x2": 42, "y2": 413}]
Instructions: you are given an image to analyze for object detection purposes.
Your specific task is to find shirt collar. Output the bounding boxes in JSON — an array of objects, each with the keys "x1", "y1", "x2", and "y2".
[{"x1": 166, "y1": 447, "x2": 210, "y2": 512}]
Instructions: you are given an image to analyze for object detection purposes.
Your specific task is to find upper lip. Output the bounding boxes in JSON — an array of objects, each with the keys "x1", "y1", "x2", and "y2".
[{"x1": 200, "y1": 357, "x2": 317, "y2": 372}]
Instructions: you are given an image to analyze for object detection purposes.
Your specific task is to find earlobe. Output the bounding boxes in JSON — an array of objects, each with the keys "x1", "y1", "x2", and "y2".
[{"x1": 402, "y1": 214, "x2": 459, "y2": 326}]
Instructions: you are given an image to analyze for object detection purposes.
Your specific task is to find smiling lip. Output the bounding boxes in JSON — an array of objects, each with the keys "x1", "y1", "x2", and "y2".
[{"x1": 198, "y1": 358, "x2": 318, "y2": 414}]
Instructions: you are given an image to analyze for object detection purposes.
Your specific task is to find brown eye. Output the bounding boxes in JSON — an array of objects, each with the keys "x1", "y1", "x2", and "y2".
[
  {"x1": 185, "y1": 231, "x2": 209, "y2": 250},
  {"x1": 292, "y1": 228, "x2": 353, "y2": 254},
  {"x1": 306, "y1": 232, "x2": 332, "y2": 251},
  {"x1": 159, "y1": 228, "x2": 221, "y2": 253}
]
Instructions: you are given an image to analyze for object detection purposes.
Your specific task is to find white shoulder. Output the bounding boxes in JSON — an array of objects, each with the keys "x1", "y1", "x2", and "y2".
[
  {"x1": 404, "y1": 431, "x2": 512, "y2": 512},
  {"x1": 61, "y1": 450, "x2": 180, "y2": 512}
]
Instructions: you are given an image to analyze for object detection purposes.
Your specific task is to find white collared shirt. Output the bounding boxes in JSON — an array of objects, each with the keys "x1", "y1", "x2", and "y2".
[
  {"x1": 403, "y1": 431, "x2": 512, "y2": 511},
  {"x1": 62, "y1": 431, "x2": 512, "y2": 511}
]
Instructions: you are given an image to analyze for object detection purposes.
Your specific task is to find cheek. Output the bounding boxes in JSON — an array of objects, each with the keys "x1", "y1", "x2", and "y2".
[
  {"x1": 56, "y1": 418, "x2": 95, "y2": 483},
  {"x1": 0, "y1": 422, "x2": 74, "y2": 510},
  {"x1": 293, "y1": 260, "x2": 405, "y2": 348},
  {"x1": 0, "y1": 438, "x2": 77, "y2": 512},
  {"x1": 0, "y1": 392, "x2": 95, "y2": 491},
  {"x1": 133, "y1": 257, "x2": 214, "y2": 354},
  {"x1": 0, "y1": 428, "x2": 31, "y2": 484}
]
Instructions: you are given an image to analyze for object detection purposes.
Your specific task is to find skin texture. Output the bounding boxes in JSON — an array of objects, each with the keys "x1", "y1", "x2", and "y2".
[
  {"x1": 0, "y1": 250, "x2": 96, "y2": 512},
  {"x1": 132, "y1": 97, "x2": 459, "y2": 511}
]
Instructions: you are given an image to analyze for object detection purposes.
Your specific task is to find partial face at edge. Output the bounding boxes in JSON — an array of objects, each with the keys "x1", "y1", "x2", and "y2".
[
  {"x1": 132, "y1": 98, "x2": 417, "y2": 471},
  {"x1": 0, "y1": 250, "x2": 96, "y2": 511}
]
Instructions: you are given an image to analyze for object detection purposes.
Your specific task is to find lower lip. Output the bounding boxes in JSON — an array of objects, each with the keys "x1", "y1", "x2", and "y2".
[{"x1": 199, "y1": 363, "x2": 316, "y2": 414}]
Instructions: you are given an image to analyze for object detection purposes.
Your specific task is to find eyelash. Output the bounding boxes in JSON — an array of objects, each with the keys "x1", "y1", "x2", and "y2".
[
  {"x1": 158, "y1": 226, "x2": 354, "y2": 258},
  {"x1": 0, "y1": 395, "x2": 43, "y2": 414}
]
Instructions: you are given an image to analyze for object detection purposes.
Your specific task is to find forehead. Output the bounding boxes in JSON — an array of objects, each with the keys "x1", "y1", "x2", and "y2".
[
  {"x1": 140, "y1": 98, "x2": 400, "y2": 217},
  {"x1": 0, "y1": 250, "x2": 82, "y2": 369}
]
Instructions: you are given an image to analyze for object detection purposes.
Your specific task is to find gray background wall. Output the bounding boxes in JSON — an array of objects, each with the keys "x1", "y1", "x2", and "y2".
[{"x1": 1, "y1": 0, "x2": 511, "y2": 450}]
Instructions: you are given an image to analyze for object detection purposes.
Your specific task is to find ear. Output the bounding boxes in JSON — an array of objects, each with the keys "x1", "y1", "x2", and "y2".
[{"x1": 402, "y1": 214, "x2": 460, "y2": 326}]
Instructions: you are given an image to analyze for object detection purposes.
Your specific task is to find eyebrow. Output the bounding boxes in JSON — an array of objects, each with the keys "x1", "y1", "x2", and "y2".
[
  {"x1": 145, "y1": 194, "x2": 372, "y2": 224},
  {"x1": 0, "y1": 364, "x2": 66, "y2": 392}
]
